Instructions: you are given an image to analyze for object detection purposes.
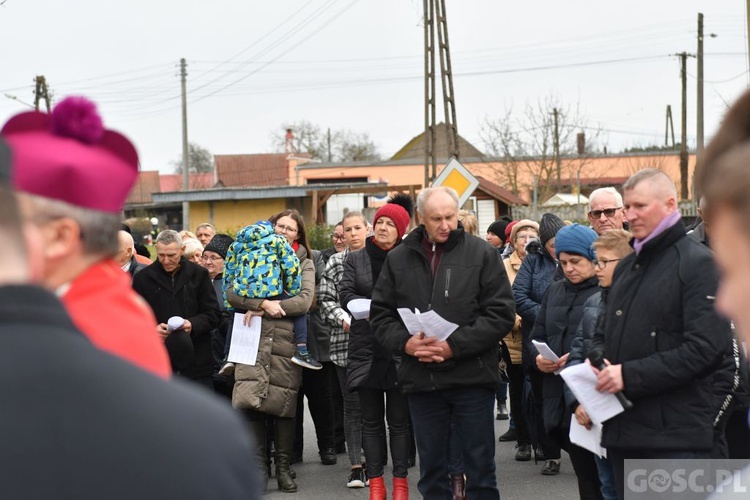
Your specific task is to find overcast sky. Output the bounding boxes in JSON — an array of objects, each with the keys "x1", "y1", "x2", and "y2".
[{"x1": 1, "y1": 1, "x2": 747, "y2": 172}]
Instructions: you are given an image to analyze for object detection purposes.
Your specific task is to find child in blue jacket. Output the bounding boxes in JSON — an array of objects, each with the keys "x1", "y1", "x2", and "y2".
[{"x1": 220, "y1": 220, "x2": 321, "y2": 372}]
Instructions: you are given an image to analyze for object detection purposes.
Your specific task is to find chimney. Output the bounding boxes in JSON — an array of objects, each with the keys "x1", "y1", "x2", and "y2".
[
  {"x1": 285, "y1": 128, "x2": 295, "y2": 153},
  {"x1": 576, "y1": 132, "x2": 586, "y2": 155}
]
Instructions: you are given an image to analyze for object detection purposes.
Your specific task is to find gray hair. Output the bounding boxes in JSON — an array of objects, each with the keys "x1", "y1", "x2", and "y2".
[
  {"x1": 155, "y1": 229, "x2": 182, "y2": 247},
  {"x1": 416, "y1": 186, "x2": 460, "y2": 216},
  {"x1": 588, "y1": 187, "x2": 623, "y2": 211},
  {"x1": 623, "y1": 168, "x2": 677, "y2": 197},
  {"x1": 23, "y1": 193, "x2": 120, "y2": 257},
  {"x1": 195, "y1": 222, "x2": 216, "y2": 233},
  {"x1": 182, "y1": 237, "x2": 203, "y2": 257}
]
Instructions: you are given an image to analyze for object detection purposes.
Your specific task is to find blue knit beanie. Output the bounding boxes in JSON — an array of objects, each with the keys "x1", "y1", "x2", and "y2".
[{"x1": 554, "y1": 223, "x2": 598, "y2": 261}]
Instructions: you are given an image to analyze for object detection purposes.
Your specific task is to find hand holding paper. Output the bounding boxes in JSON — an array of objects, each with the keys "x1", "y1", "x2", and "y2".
[{"x1": 397, "y1": 308, "x2": 458, "y2": 342}]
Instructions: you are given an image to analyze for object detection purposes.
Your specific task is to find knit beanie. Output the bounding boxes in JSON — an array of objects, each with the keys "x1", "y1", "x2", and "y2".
[
  {"x1": 510, "y1": 219, "x2": 540, "y2": 242},
  {"x1": 487, "y1": 219, "x2": 511, "y2": 243},
  {"x1": 505, "y1": 220, "x2": 518, "y2": 241},
  {"x1": 539, "y1": 213, "x2": 566, "y2": 246},
  {"x1": 554, "y1": 223, "x2": 598, "y2": 261},
  {"x1": 203, "y1": 233, "x2": 234, "y2": 259},
  {"x1": 373, "y1": 193, "x2": 414, "y2": 240}
]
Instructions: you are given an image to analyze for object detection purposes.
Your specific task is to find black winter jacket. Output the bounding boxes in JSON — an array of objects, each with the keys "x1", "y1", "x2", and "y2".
[
  {"x1": 133, "y1": 258, "x2": 221, "y2": 380},
  {"x1": 370, "y1": 225, "x2": 515, "y2": 393},
  {"x1": 529, "y1": 276, "x2": 599, "y2": 432},
  {"x1": 340, "y1": 238, "x2": 400, "y2": 392},
  {"x1": 591, "y1": 221, "x2": 733, "y2": 452},
  {"x1": 512, "y1": 239, "x2": 563, "y2": 368}
]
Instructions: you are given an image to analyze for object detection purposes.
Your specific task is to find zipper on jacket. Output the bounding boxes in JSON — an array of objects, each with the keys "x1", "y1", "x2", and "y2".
[
  {"x1": 444, "y1": 268, "x2": 451, "y2": 304},
  {"x1": 428, "y1": 242, "x2": 437, "y2": 310}
]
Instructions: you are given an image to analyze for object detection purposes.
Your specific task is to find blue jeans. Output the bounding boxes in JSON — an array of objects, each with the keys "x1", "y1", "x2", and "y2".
[
  {"x1": 407, "y1": 387, "x2": 499, "y2": 500},
  {"x1": 594, "y1": 455, "x2": 617, "y2": 500}
]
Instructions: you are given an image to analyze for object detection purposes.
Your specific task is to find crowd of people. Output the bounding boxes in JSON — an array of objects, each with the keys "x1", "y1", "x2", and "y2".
[{"x1": 3, "y1": 93, "x2": 750, "y2": 500}]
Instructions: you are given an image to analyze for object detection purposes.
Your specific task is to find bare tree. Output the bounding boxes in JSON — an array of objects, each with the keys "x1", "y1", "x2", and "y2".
[
  {"x1": 270, "y1": 121, "x2": 381, "y2": 162},
  {"x1": 172, "y1": 142, "x2": 214, "y2": 174},
  {"x1": 480, "y1": 96, "x2": 605, "y2": 202}
]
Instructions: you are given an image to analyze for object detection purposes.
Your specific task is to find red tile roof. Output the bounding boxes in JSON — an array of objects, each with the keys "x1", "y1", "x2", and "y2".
[
  {"x1": 159, "y1": 173, "x2": 216, "y2": 191},
  {"x1": 127, "y1": 171, "x2": 161, "y2": 205},
  {"x1": 215, "y1": 153, "x2": 305, "y2": 187}
]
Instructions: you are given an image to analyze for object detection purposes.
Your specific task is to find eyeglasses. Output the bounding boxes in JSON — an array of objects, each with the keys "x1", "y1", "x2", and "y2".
[
  {"x1": 593, "y1": 258, "x2": 620, "y2": 269},
  {"x1": 588, "y1": 208, "x2": 622, "y2": 220},
  {"x1": 275, "y1": 223, "x2": 298, "y2": 234},
  {"x1": 331, "y1": 233, "x2": 345, "y2": 242},
  {"x1": 201, "y1": 255, "x2": 223, "y2": 262}
]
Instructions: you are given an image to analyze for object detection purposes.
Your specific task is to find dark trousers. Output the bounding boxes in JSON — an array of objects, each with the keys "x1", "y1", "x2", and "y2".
[
  {"x1": 726, "y1": 407, "x2": 750, "y2": 459},
  {"x1": 549, "y1": 427, "x2": 603, "y2": 500},
  {"x1": 507, "y1": 362, "x2": 530, "y2": 444},
  {"x1": 608, "y1": 448, "x2": 711, "y2": 500},
  {"x1": 407, "y1": 387, "x2": 499, "y2": 500},
  {"x1": 294, "y1": 360, "x2": 337, "y2": 457},
  {"x1": 359, "y1": 387, "x2": 411, "y2": 479},
  {"x1": 529, "y1": 369, "x2": 561, "y2": 459},
  {"x1": 335, "y1": 365, "x2": 363, "y2": 466}
]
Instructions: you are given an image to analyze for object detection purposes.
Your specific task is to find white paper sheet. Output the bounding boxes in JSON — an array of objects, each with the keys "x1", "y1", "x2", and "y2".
[
  {"x1": 569, "y1": 416, "x2": 607, "y2": 458},
  {"x1": 347, "y1": 299, "x2": 371, "y2": 321},
  {"x1": 227, "y1": 313, "x2": 262, "y2": 366},
  {"x1": 531, "y1": 340, "x2": 562, "y2": 375},
  {"x1": 560, "y1": 362, "x2": 625, "y2": 424},
  {"x1": 397, "y1": 308, "x2": 458, "y2": 342}
]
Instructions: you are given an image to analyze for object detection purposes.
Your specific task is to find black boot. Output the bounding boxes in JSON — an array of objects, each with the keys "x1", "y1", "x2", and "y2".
[
  {"x1": 246, "y1": 418, "x2": 269, "y2": 494},
  {"x1": 274, "y1": 418, "x2": 298, "y2": 493}
]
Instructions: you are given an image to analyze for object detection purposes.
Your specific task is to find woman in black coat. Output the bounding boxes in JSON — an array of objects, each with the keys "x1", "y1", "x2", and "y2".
[
  {"x1": 530, "y1": 224, "x2": 602, "y2": 499},
  {"x1": 339, "y1": 196, "x2": 413, "y2": 500}
]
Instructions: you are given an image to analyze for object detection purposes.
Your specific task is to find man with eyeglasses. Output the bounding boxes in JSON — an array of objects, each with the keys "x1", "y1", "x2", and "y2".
[
  {"x1": 587, "y1": 187, "x2": 626, "y2": 236},
  {"x1": 322, "y1": 222, "x2": 346, "y2": 262}
]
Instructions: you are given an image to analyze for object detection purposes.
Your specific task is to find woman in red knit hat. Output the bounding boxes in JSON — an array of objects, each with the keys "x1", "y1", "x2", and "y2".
[{"x1": 339, "y1": 194, "x2": 414, "y2": 500}]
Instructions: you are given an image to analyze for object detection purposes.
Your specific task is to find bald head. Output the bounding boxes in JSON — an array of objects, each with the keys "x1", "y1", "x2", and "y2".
[{"x1": 115, "y1": 230, "x2": 135, "y2": 266}]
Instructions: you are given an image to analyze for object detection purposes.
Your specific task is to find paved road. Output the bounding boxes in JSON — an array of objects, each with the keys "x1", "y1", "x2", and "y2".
[{"x1": 265, "y1": 404, "x2": 580, "y2": 499}]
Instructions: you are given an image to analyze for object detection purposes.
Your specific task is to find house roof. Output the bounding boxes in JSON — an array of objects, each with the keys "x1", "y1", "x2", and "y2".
[
  {"x1": 542, "y1": 193, "x2": 589, "y2": 206},
  {"x1": 215, "y1": 153, "x2": 307, "y2": 187},
  {"x1": 159, "y1": 173, "x2": 216, "y2": 191},
  {"x1": 476, "y1": 176, "x2": 528, "y2": 205},
  {"x1": 126, "y1": 171, "x2": 161, "y2": 205},
  {"x1": 390, "y1": 122, "x2": 485, "y2": 161}
]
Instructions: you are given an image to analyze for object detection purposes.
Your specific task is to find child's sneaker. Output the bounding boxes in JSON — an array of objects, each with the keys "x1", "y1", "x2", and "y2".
[
  {"x1": 218, "y1": 362, "x2": 235, "y2": 376},
  {"x1": 291, "y1": 348, "x2": 322, "y2": 370}
]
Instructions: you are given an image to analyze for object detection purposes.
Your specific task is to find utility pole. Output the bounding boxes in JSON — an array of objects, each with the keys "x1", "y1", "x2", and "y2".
[
  {"x1": 423, "y1": 0, "x2": 436, "y2": 188},
  {"x1": 553, "y1": 108, "x2": 561, "y2": 186},
  {"x1": 327, "y1": 128, "x2": 332, "y2": 162},
  {"x1": 697, "y1": 13, "x2": 705, "y2": 161},
  {"x1": 33, "y1": 76, "x2": 51, "y2": 112},
  {"x1": 423, "y1": 0, "x2": 459, "y2": 186},
  {"x1": 679, "y1": 52, "x2": 689, "y2": 200},
  {"x1": 665, "y1": 105, "x2": 676, "y2": 148},
  {"x1": 435, "y1": 0, "x2": 459, "y2": 161},
  {"x1": 180, "y1": 58, "x2": 190, "y2": 231}
]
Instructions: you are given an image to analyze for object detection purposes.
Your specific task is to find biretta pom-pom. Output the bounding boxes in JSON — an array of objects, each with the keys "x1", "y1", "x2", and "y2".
[{"x1": 49, "y1": 96, "x2": 104, "y2": 144}]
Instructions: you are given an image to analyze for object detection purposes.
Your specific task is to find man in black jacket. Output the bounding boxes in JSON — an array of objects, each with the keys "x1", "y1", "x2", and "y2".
[
  {"x1": 591, "y1": 169, "x2": 733, "y2": 498},
  {"x1": 133, "y1": 229, "x2": 221, "y2": 388},
  {"x1": 371, "y1": 186, "x2": 515, "y2": 500}
]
